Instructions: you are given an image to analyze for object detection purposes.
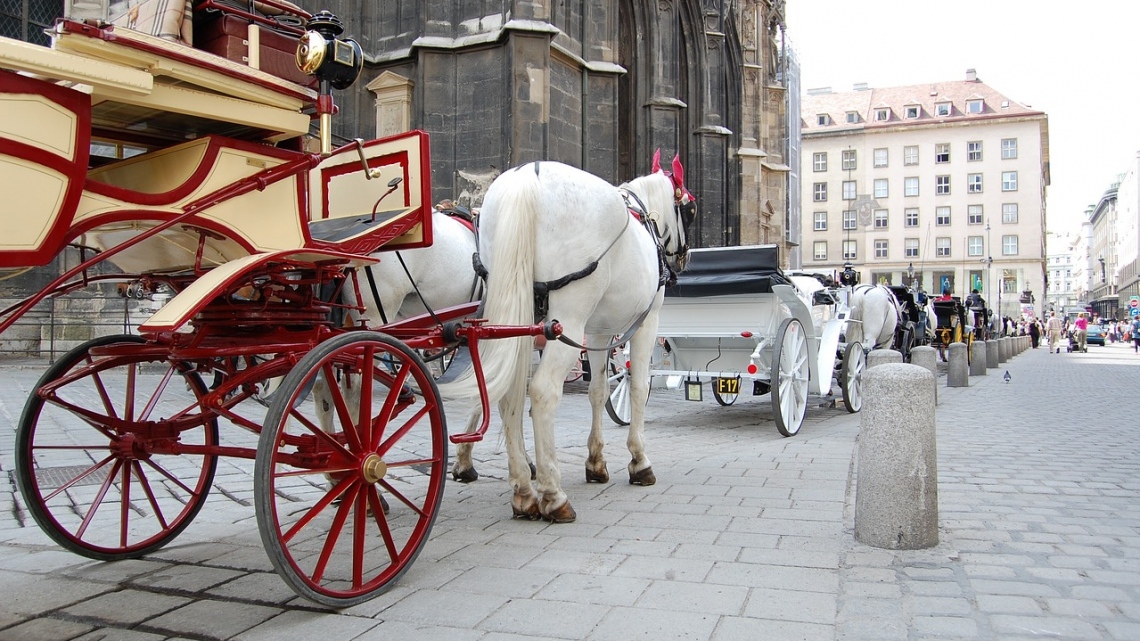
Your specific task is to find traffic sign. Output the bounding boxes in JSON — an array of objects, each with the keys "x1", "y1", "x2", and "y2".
[
  {"x1": 1130, "y1": 296, "x2": 1139, "y2": 309},
  {"x1": 1132, "y1": 307, "x2": 1140, "y2": 317}
]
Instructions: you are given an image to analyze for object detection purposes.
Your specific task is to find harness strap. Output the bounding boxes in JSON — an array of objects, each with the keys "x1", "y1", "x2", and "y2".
[
  {"x1": 363, "y1": 264, "x2": 389, "y2": 325},
  {"x1": 555, "y1": 301, "x2": 656, "y2": 353}
]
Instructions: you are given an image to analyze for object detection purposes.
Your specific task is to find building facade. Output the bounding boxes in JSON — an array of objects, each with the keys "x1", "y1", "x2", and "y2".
[
  {"x1": 799, "y1": 71, "x2": 1050, "y2": 319},
  {"x1": 1044, "y1": 231, "x2": 1083, "y2": 317},
  {"x1": 1088, "y1": 181, "x2": 1120, "y2": 320},
  {"x1": 1113, "y1": 153, "x2": 1139, "y2": 316}
]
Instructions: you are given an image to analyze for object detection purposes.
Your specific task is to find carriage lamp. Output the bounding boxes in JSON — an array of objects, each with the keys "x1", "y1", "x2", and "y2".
[
  {"x1": 295, "y1": 11, "x2": 363, "y2": 154},
  {"x1": 684, "y1": 377, "x2": 703, "y2": 402}
]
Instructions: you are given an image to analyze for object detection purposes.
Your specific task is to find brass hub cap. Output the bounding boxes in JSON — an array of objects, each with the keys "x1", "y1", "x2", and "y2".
[{"x1": 361, "y1": 454, "x2": 387, "y2": 484}]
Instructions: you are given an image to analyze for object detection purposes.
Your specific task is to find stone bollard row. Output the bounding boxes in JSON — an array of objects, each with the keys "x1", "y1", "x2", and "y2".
[{"x1": 855, "y1": 363, "x2": 939, "y2": 550}]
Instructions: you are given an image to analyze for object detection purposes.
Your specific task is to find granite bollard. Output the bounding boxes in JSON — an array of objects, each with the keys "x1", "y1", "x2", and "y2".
[
  {"x1": 909, "y1": 345, "x2": 938, "y2": 404},
  {"x1": 946, "y1": 342, "x2": 968, "y2": 387},
  {"x1": 969, "y1": 340, "x2": 987, "y2": 376},
  {"x1": 867, "y1": 348, "x2": 902, "y2": 369},
  {"x1": 855, "y1": 363, "x2": 939, "y2": 549},
  {"x1": 985, "y1": 340, "x2": 999, "y2": 369},
  {"x1": 997, "y1": 337, "x2": 1008, "y2": 364}
]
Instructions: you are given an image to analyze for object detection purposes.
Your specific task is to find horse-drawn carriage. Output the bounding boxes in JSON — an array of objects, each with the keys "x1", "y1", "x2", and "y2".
[
  {"x1": 931, "y1": 297, "x2": 974, "y2": 361},
  {"x1": 0, "y1": 5, "x2": 574, "y2": 607},
  {"x1": 603, "y1": 245, "x2": 867, "y2": 437}
]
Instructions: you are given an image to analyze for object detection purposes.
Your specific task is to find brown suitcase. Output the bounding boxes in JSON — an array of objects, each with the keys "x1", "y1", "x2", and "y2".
[{"x1": 194, "y1": 11, "x2": 315, "y2": 87}]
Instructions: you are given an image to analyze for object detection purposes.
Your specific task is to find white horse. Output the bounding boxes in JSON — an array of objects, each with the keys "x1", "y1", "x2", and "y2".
[
  {"x1": 847, "y1": 284, "x2": 901, "y2": 352},
  {"x1": 438, "y1": 152, "x2": 694, "y2": 522},
  {"x1": 348, "y1": 207, "x2": 480, "y2": 324}
]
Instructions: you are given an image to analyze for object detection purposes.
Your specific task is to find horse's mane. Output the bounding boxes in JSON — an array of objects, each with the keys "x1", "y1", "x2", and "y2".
[{"x1": 622, "y1": 173, "x2": 675, "y2": 223}]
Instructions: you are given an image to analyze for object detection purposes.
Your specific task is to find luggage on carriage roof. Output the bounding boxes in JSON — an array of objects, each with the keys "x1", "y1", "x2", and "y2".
[{"x1": 665, "y1": 244, "x2": 791, "y2": 298}]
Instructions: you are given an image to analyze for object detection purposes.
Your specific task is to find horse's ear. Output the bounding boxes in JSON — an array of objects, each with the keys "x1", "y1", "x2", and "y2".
[
  {"x1": 651, "y1": 149, "x2": 662, "y2": 174},
  {"x1": 671, "y1": 154, "x2": 685, "y2": 189}
]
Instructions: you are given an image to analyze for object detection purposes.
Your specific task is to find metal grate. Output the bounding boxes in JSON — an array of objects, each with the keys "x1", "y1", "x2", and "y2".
[{"x1": 34, "y1": 464, "x2": 110, "y2": 489}]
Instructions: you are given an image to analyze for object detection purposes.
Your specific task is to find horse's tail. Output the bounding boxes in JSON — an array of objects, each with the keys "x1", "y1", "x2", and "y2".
[{"x1": 436, "y1": 167, "x2": 540, "y2": 404}]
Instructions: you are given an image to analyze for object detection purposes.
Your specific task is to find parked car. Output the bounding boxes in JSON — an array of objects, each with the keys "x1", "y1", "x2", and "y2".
[{"x1": 1086, "y1": 323, "x2": 1106, "y2": 346}]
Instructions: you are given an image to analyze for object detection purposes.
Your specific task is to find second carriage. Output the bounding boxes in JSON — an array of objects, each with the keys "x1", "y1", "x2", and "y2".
[{"x1": 605, "y1": 245, "x2": 868, "y2": 436}]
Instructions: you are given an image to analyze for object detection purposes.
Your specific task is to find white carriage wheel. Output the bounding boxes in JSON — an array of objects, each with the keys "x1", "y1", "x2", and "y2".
[
  {"x1": 771, "y1": 318, "x2": 809, "y2": 437},
  {"x1": 840, "y1": 342, "x2": 865, "y2": 414}
]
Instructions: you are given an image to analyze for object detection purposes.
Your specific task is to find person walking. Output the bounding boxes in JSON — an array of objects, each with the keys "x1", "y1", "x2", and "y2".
[
  {"x1": 1046, "y1": 312, "x2": 1064, "y2": 353},
  {"x1": 1132, "y1": 316, "x2": 1140, "y2": 353},
  {"x1": 1074, "y1": 312, "x2": 1089, "y2": 353},
  {"x1": 1028, "y1": 317, "x2": 1040, "y2": 348}
]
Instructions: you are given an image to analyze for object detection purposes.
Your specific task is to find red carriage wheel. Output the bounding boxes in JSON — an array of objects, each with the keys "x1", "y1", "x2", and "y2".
[
  {"x1": 15, "y1": 334, "x2": 218, "y2": 560},
  {"x1": 255, "y1": 331, "x2": 447, "y2": 607}
]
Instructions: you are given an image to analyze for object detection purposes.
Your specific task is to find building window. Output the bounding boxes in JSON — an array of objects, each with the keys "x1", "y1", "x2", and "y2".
[
  {"x1": 1002, "y1": 171, "x2": 1018, "y2": 191},
  {"x1": 817, "y1": 114, "x2": 831, "y2": 126},
  {"x1": 874, "y1": 179, "x2": 889, "y2": 198},
  {"x1": 813, "y1": 182, "x2": 828, "y2": 202},
  {"x1": 936, "y1": 237, "x2": 951, "y2": 257},
  {"x1": 843, "y1": 240, "x2": 857, "y2": 260},
  {"x1": 936, "y1": 206, "x2": 951, "y2": 226},
  {"x1": 936, "y1": 175, "x2": 951, "y2": 195},
  {"x1": 874, "y1": 209, "x2": 888, "y2": 229},
  {"x1": 967, "y1": 141, "x2": 982, "y2": 161},
  {"x1": 904, "y1": 146, "x2": 919, "y2": 165},
  {"x1": 968, "y1": 204, "x2": 984, "y2": 225},
  {"x1": 874, "y1": 108, "x2": 890, "y2": 121},
  {"x1": 874, "y1": 148, "x2": 888, "y2": 167},
  {"x1": 813, "y1": 241, "x2": 827, "y2": 260},
  {"x1": 842, "y1": 181, "x2": 857, "y2": 200},
  {"x1": 1002, "y1": 203, "x2": 1019, "y2": 223},
  {"x1": 935, "y1": 102, "x2": 951, "y2": 116},
  {"x1": 904, "y1": 208, "x2": 919, "y2": 227},
  {"x1": 904, "y1": 177, "x2": 919, "y2": 197},
  {"x1": 905, "y1": 238, "x2": 919, "y2": 258},
  {"x1": 968, "y1": 236, "x2": 984, "y2": 256},
  {"x1": 1001, "y1": 138, "x2": 1018, "y2": 159},
  {"x1": 843, "y1": 210, "x2": 857, "y2": 230},
  {"x1": 875, "y1": 239, "x2": 889, "y2": 258},
  {"x1": 935, "y1": 143, "x2": 950, "y2": 163},
  {"x1": 966, "y1": 99, "x2": 985, "y2": 114},
  {"x1": 846, "y1": 111, "x2": 859, "y2": 124},
  {"x1": 1002, "y1": 235, "x2": 1019, "y2": 255},
  {"x1": 813, "y1": 152, "x2": 827, "y2": 172},
  {"x1": 0, "y1": 2, "x2": 57, "y2": 47},
  {"x1": 813, "y1": 211, "x2": 827, "y2": 231},
  {"x1": 842, "y1": 149, "x2": 857, "y2": 170},
  {"x1": 967, "y1": 173, "x2": 983, "y2": 193},
  {"x1": 905, "y1": 105, "x2": 920, "y2": 119}
]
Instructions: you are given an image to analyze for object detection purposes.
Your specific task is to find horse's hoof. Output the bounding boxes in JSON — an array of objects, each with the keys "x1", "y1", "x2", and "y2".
[
  {"x1": 543, "y1": 501, "x2": 577, "y2": 523},
  {"x1": 511, "y1": 495, "x2": 541, "y2": 520},
  {"x1": 452, "y1": 467, "x2": 479, "y2": 483},
  {"x1": 529, "y1": 462, "x2": 537, "y2": 481},
  {"x1": 585, "y1": 463, "x2": 610, "y2": 483},
  {"x1": 629, "y1": 467, "x2": 656, "y2": 486}
]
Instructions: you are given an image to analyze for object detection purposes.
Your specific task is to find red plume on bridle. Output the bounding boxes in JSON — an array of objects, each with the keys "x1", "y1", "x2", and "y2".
[{"x1": 650, "y1": 148, "x2": 694, "y2": 205}]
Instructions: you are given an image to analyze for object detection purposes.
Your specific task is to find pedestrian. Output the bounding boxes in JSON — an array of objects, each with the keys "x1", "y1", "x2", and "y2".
[
  {"x1": 1074, "y1": 312, "x2": 1089, "y2": 353},
  {"x1": 1132, "y1": 316, "x2": 1140, "y2": 353},
  {"x1": 1046, "y1": 312, "x2": 1063, "y2": 353},
  {"x1": 1028, "y1": 318, "x2": 1040, "y2": 348}
]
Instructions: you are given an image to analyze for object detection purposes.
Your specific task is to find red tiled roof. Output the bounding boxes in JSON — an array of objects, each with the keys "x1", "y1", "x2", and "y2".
[{"x1": 802, "y1": 78, "x2": 1044, "y2": 133}]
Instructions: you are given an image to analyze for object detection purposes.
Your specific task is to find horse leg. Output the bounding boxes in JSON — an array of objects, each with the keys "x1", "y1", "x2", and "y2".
[
  {"x1": 625, "y1": 326, "x2": 656, "y2": 486},
  {"x1": 528, "y1": 341, "x2": 579, "y2": 522},
  {"x1": 451, "y1": 410, "x2": 481, "y2": 483},
  {"x1": 499, "y1": 366, "x2": 541, "y2": 519},
  {"x1": 584, "y1": 336, "x2": 611, "y2": 483}
]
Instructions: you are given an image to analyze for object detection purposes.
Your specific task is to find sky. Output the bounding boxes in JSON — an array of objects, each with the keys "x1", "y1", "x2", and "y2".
[{"x1": 786, "y1": 0, "x2": 1140, "y2": 236}]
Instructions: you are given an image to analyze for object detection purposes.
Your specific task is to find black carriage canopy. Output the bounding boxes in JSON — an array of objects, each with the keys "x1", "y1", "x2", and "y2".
[{"x1": 665, "y1": 244, "x2": 791, "y2": 297}]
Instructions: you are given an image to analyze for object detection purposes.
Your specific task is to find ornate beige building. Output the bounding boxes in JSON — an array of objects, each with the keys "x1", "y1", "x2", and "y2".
[{"x1": 800, "y1": 71, "x2": 1050, "y2": 318}]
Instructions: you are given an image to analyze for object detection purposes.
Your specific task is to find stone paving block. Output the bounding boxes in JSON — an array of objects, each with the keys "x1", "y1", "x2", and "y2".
[
  {"x1": 0, "y1": 617, "x2": 95, "y2": 640},
  {"x1": 233, "y1": 610, "x2": 383, "y2": 641},
  {"x1": 1105, "y1": 621, "x2": 1140, "y2": 641},
  {"x1": 904, "y1": 595, "x2": 972, "y2": 615},
  {"x1": 74, "y1": 629, "x2": 168, "y2": 641},
  {"x1": 706, "y1": 561, "x2": 839, "y2": 592},
  {"x1": 911, "y1": 615, "x2": 979, "y2": 638},
  {"x1": 144, "y1": 599, "x2": 281, "y2": 639},
  {"x1": 743, "y1": 587, "x2": 836, "y2": 624},
  {"x1": 713, "y1": 616, "x2": 833, "y2": 641},
  {"x1": 479, "y1": 597, "x2": 610, "y2": 639},
  {"x1": 585, "y1": 605, "x2": 718, "y2": 641},
  {"x1": 635, "y1": 580, "x2": 748, "y2": 616},
  {"x1": 610, "y1": 555, "x2": 713, "y2": 583},
  {"x1": 441, "y1": 565, "x2": 556, "y2": 598},
  {"x1": 533, "y1": 573, "x2": 650, "y2": 607},
  {"x1": 989, "y1": 614, "x2": 1102, "y2": 640},
  {"x1": 1045, "y1": 597, "x2": 1115, "y2": 618},
  {"x1": 60, "y1": 590, "x2": 191, "y2": 625}
]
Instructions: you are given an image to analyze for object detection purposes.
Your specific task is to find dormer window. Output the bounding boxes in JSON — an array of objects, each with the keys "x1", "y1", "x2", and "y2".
[
  {"x1": 966, "y1": 98, "x2": 985, "y2": 114},
  {"x1": 935, "y1": 102, "x2": 952, "y2": 117},
  {"x1": 846, "y1": 111, "x2": 859, "y2": 124},
  {"x1": 905, "y1": 105, "x2": 920, "y2": 119},
  {"x1": 817, "y1": 114, "x2": 831, "y2": 126},
  {"x1": 874, "y1": 108, "x2": 890, "y2": 121}
]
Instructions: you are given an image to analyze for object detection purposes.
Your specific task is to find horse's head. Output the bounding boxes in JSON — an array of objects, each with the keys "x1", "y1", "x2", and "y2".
[{"x1": 649, "y1": 149, "x2": 696, "y2": 275}]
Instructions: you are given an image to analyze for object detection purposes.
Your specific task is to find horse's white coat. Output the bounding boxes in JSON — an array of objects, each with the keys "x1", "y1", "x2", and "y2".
[
  {"x1": 848, "y1": 284, "x2": 901, "y2": 351},
  {"x1": 437, "y1": 161, "x2": 689, "y2": 520}
]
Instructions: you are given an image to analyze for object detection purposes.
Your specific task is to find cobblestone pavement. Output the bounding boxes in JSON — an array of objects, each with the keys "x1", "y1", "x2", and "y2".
[{"x1": 0, "y1": 339, "x2": 1138, "y2": 640}]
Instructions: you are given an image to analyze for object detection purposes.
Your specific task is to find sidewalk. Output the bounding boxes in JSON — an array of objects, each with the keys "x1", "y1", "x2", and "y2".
[{"x1": 0, "y1": 340, "x2": 1138, "y2": 640}]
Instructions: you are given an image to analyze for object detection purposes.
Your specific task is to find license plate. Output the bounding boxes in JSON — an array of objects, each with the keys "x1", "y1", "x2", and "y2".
[{"x1": 715, "y1": 377, "x2": 740, "y2": 395}]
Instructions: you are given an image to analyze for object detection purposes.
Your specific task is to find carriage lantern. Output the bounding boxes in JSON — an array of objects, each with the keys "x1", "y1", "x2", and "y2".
[{"x1": 295, "y1": 11, "x2": 363, "y2": 153}]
